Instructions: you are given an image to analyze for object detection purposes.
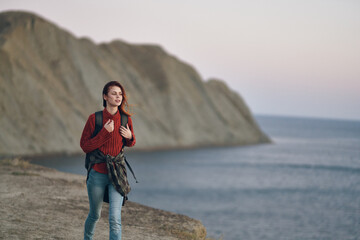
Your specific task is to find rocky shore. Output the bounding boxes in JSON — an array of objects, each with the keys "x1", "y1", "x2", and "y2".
[{"x1": 0, "y1": 158, "x2": 209, "y2": 240}]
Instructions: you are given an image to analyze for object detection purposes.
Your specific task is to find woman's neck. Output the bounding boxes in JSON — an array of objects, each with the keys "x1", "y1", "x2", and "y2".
[{"x1": 106, "y1": 106, "x2": 118, "y2": 115}]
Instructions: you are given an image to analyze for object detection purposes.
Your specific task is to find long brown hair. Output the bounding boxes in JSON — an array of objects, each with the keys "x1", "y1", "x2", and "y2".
[{"x1": 102, "y1": 81, "x2": 132, "y2": 116}]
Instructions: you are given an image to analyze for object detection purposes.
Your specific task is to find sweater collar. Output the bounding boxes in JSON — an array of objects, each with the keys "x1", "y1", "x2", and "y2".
[{"x1": 103, "y1": 107, "x2": 120, "y2": 119}]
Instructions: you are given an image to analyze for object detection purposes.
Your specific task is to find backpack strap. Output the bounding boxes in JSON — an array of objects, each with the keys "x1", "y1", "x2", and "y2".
[
  {"x1": 124, "y1": 155, "x2": 138, "y2": 183},
  {"x1": 92, "y1": 111, "x2": 103, "y2": 138},
  {"x1": 85, "y1": 111, "x2": 103, "y2": 172},
  {"x1": 120, "y1": 113, "x2": 138, "y2": 183},
  {"x1": 121, "y1": 112, "x2": 128, "y2": 126},
  {"x1": 121, "y1": 113, "x2": 128, "y2": 148}
]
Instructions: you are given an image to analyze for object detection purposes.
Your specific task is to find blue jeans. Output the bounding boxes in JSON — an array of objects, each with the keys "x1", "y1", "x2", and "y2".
[{"x1": 84, "y1": 169, "x2": 124, "y2": 240}]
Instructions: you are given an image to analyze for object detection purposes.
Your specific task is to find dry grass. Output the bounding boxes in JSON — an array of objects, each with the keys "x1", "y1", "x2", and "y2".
[
  {"x1": 1, "y1": 158, "x2": 41, "y2": 177},
  {"x1": 0, "y1": 157, "x2": 31, "y2": 169}
]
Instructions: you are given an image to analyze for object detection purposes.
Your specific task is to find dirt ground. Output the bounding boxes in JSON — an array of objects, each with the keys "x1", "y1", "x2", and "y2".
[{"x1": 0, "y1": 158, "x2": 208, "y2": 240}]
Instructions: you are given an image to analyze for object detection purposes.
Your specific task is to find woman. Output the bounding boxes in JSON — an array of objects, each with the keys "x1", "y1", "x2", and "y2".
[{"x1": 80, "y1": 81, "x2": 136, "y2": 240}]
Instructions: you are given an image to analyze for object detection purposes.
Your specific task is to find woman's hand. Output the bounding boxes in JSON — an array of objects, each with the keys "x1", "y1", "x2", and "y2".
[
  {"x1": 104, "y1": 119, "x2": 114, "y2": 132},
  {"x1": 120, "y1": 124, "x2": 132, "y2": 139}
]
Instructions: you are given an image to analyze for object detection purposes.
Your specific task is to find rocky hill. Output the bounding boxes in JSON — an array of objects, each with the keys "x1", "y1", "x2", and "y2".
[{"x1": 0, "y1": 11, "x2": 269, "y2": 157}]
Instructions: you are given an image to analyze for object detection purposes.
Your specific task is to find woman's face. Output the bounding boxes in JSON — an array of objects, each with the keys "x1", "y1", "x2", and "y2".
[{"x1": 104, "y1": 86, "x2": 123, "y2": 107}]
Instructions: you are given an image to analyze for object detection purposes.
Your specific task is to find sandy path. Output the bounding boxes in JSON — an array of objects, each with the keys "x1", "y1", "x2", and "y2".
[{"x1": 0, "y1": 159, "x2": 208, "y2": 240}]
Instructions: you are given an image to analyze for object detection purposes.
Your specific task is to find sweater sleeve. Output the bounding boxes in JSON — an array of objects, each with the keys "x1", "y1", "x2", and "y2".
[
  {"x1": 125, "y1": 116, "x2": 136, "y2": 147},
  {"x1": 80, "y1": 114, "x2": 113, "y2": 153}
]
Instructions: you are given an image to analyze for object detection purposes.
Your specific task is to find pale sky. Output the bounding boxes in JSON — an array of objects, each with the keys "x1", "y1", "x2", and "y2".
[{"x1": 1, "y1": 0, "x2": 359, "y2": 120}]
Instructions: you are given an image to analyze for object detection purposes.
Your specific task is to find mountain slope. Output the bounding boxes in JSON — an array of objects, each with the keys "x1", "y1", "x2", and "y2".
[{"x1": 0, "y1": 11, "x2": 269, "y2": 156}]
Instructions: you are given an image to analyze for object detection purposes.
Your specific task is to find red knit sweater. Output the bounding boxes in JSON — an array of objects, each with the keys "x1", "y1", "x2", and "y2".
[{"x1": 80, "y1": 108, "x2": 136, "y2": 174}]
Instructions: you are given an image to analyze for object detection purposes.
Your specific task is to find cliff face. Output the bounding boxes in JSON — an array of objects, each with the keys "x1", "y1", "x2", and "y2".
[{"x1": 0, "y1": 11, "x2": 269, "y2": 157}]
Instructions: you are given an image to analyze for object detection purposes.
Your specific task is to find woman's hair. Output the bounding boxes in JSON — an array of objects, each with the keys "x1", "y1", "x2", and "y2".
[{"x1": 102, "y1": 81, "x2": 131, "y2": 116}]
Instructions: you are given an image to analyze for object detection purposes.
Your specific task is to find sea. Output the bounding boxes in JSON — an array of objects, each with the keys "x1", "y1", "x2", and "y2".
[{"x1": 31, "y1": 115, "x2": 360, "y2": 240}]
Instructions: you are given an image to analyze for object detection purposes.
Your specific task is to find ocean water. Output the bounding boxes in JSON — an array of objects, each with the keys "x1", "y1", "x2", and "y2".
[{"x1": 31, "y1": 115, "x2": 360, "y2": 240}]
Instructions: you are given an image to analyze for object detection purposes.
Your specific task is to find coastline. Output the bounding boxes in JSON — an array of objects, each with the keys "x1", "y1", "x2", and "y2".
[
  {"x1": 1, "y1": 139, "x2": 272, "y2": 162},
  {"x1": 0, "y1": 158, "x2": 209, "y2": 240}
]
